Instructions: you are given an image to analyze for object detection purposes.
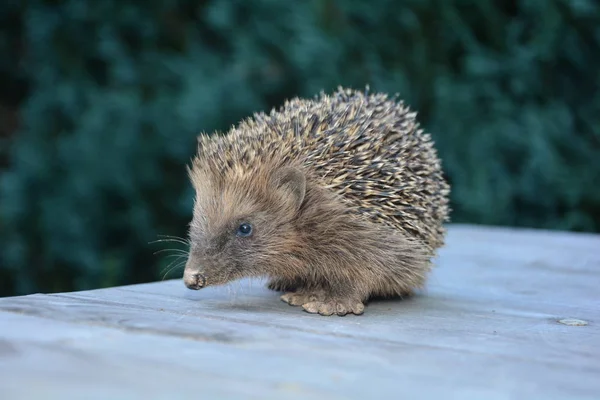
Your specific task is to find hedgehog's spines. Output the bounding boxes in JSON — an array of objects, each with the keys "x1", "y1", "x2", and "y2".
[{"x1": 192, "y1": 87, "x2": 450, "y2": 254}]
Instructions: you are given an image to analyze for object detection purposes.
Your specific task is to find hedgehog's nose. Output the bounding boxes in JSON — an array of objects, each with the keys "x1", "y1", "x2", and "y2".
[
  {"x1": 183, "y1": 270, "x2": 206, "y2": 290},
  {"x1": 183, "y1": 258, "x2": 206, "y2": 290}
]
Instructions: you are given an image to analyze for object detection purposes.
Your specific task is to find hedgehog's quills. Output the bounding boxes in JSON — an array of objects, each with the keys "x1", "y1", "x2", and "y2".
[{"x1": 183, "y1": 87, "x2": 450, "y2": 316}]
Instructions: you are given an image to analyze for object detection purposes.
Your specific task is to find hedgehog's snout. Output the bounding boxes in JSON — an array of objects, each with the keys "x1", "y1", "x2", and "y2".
[
  {"x1": 183, "y1": 255, "x2": 207, "y2": 290},
  {"x1": 183, "y1": 269, "x2": 206, "y2": 290}
]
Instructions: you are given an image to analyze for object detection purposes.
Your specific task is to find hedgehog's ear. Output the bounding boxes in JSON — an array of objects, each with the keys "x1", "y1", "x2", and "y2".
[{"x1": 271, "y1": 167, "x2": 306, "y2": 212}]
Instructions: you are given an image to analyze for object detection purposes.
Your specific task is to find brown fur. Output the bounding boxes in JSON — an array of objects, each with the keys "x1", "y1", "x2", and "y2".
[{"x1": 183, "y1": 87, "x2": 450, "y2": 316}]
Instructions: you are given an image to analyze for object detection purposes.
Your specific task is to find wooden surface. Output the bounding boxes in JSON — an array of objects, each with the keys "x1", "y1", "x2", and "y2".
[{"x1": 0, "y1": 224, "x2": 599, "y2": 400}]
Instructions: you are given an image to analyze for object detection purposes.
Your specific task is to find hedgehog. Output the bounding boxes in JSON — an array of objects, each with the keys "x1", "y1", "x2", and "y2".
[{"x1": 183, "y1": 87, "x2": 450, "y2": 316}]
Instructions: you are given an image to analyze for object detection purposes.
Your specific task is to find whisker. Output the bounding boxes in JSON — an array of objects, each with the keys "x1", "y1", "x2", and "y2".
[
  {"x1": 156, "y1": 234, "x2": 190, "y2": 244},
  {"x1": 157, "y1": 234, "x2": 188, "y2": 240},
  {"x1": 161, "y1": 260, "x2": 187, "y2": 281},
  {"x1": 149, "y1": 238, "x2": 190, "y2": 246},
  {"x1": 153, "y1": 248, "x2": 189, "y2": 256},
  {"x1": 162, "y1": 254, "x2": 188, "y2": 260},
  {"x1": 159, "y1": 254, "x2": 187, "y2": 275}
]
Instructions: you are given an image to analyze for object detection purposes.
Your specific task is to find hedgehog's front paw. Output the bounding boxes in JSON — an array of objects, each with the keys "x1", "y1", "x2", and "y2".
[
  {"x1": 280, "y1": 291, "x2": 326, "y2": 306},
  {"x1": 302, "y1": 298, "x2": 365, "y2": 316}
]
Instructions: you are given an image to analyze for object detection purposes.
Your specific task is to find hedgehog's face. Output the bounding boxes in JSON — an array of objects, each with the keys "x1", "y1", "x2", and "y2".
[{"x1": 183, "y1": 165, "x2": 306, "y2": 290}]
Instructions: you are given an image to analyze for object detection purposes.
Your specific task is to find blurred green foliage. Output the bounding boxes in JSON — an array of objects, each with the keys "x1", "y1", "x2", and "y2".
[{"x1": 1, "y1": 0, "x2": 599, "y2": 297}]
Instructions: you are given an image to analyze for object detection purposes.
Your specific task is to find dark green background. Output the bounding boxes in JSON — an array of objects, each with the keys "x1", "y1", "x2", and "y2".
[{"x1": 1, "y1": 0, "x2": 599, "y2": 297}]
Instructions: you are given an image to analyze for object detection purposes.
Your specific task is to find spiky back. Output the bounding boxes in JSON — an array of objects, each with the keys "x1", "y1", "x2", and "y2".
[{"x1": 194, "y1": 87, "x2": 450, "y2": 252}]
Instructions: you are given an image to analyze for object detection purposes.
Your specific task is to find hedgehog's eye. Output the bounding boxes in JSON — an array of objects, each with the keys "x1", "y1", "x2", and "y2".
[{"x1": 236, "y1": 222, "x2": 253, "y2": 237}]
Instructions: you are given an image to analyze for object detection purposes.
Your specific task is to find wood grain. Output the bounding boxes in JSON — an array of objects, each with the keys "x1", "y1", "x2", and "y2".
[{"x1": 0, "y1": 224, "x2": 598, "y2": 400}]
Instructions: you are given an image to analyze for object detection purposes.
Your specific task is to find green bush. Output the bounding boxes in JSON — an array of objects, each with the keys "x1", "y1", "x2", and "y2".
[{"x1": 1, "y1": 0, "x2": 599, "y2": 297}]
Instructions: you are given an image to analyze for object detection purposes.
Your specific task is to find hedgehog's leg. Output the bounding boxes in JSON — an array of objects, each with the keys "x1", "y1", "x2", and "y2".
[
  {"x1": 301, "y1": 296, "x2": 365, "y2": 316},
  {"x1": 282, "y1": 224, "x2": 433, "y2": 316},
  {"x1": 281, "y1": 285, "x2": 366, "y2": 316},
  {"x1": 266, "y1": 277, "x2": 300, "y2": 292},
  {"x1": 281, "y1": 285, "x2": 365, "y2": 315},
  {"x1": 280, "y1": 289, "x2": 326, "y2": 306}
]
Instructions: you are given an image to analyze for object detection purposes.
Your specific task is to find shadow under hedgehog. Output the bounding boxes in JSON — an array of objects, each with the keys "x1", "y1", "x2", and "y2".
[{"x1": 182, "y1": 87, "x2": 450, "y2": 316}]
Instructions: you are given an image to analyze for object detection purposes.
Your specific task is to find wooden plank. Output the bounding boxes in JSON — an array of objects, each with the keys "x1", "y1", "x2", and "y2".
[{"x1": 0, "y1": 224, "x2": 598, "y2": 400}]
